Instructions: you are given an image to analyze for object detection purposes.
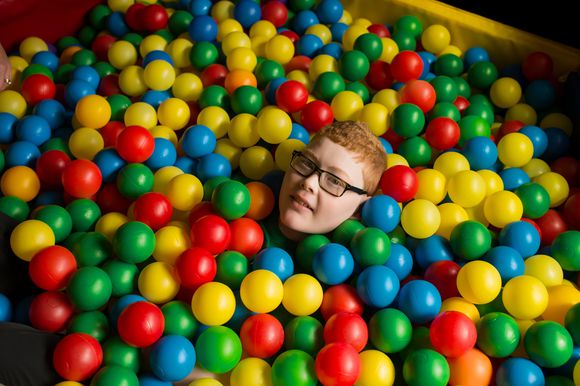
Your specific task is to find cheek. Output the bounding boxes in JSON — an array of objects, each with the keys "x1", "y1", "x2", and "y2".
[{"x1": 314, "y1": 196, "x2": 361, "y2": 229}]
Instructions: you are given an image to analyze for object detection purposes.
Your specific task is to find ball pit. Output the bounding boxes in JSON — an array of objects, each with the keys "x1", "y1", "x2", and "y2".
[{"x1": 0, "y1": 0, "x2": 579, "y2": 384}]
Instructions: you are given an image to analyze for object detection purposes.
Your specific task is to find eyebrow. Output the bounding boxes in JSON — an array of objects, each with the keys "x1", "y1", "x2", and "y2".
[{"x1": 302, "y1": 149, "x2": 350, "y2": 180}]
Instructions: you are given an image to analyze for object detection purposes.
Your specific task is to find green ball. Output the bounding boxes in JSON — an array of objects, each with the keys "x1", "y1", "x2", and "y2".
[
  {"x1": 21, "y1": 63, "x2": 53, "y2": 81},
  {"x1": 313, "y1": 71, "x2": 345, "y2": 102},
  {"x1": 103, "y1": 336, "x2": 141, "y2": 373},
  {"x1": 215, "y1": 250, "x2": 248, "y2": 289},
  {"x1": 284, "y1": 316, "x2": 324, "y2": 357},
  {"x1": 403, "y1": 349, "x2": 450, "y2": 386},
  {"x1": 465, "y1": 101, "x2": 494, "y2": 127},
  {"x1": 107, "y1": 94, "x2": 132, "y2": 122},
  {"x1": 68, "y1": 311, "x2": 110, "y2": 342},
  {"x1": 72, "y1": 231, "x2": 112, "y2": 267},
  {"x1": 430, "y1": 75, "x2": 458, "y2": 103},
  {"x1": 56, "y1": 36, "x2": 80, "y2": 52},
  {"x1": 288, "y1": 0, "x2": 315, "y2": 11},
  {"x1": 116, "y1": 163, "x2": 154, "y2": 200},
  {"x1": 400, "y1": 326, "x2": 433, "y2": 358},
  {"x1": 429, "y1": 102, "x2": 460, "y2": 121},
  {"x1": 458, "y1": 115, "x2": 490, "y2": 147},
  {"x1": 211, "y1": 179, "x2": 251, "y2": 220},
  {"x1": 0, "y1": 150, "x2": 4, "y2": 173},
  {"x1": 161, "y1": 300, "x2": 198, "y2": 339},
  {"x1": 231, "y1": 85, "x2": 263, "y2": 115},
  {"x1": 345, "y1": 81, "x2": 370, "y2": 103},
  {"x1": 388, "y1": 225, "x2": 407, "y2": 245},
  {"x1": 122, "y1": 33, "x2": 143, "y2": 48},
  {"x1": 88, "y1": 4, "x2": 112, "y2": 29},
  {"x1": 272, "y1": 349, "x2": 317, "y2": 386},
  {"x1": 296, "y1": 234, "x2": 330, "y2": 273},
  {"x1": 467, "y1": 61, "x2": 498, "y2": 89},
  {"x1": 101, "y1": 259, "x2": 138, "y2": 297},
  {"x1": 476, "y1": 312, "x2": 520, "y2": 358},
  {"x1": 189, "y1": 41, "x2": 218, "y2": 70},
  {"x1": 524, "y1": 321, "x2": 573, "y2": 368},
  {"x1": 255, "y1": 59, "x2": 284, "y2": 88},
  {"x1": 339, "y1": 50, "x2": 370, "y2": 82},
  {"x1": 195, "y1": 326, "x2": 242, "y2": 374},
  {"x1": 202, "y1": 176, "x2": 229, "y2": 201},
  {"x1": 67, "y1": 266, "x2": 113, "y2": 311},
  {"x1": 54, "y1": 63, "x2": 76, "y2": 84},
  {"x1": 66, "y1": 198, "x2": 101, "y2": 232},
  {"x1": 453, "y1": 76, "x2": 471, "y2": 98},
  {"x1": 41, "y1": 137, "x2": 71, "y2": 156},
  {"x1": 433, "y1": 54, "x2": 464, "y2": 77},
  {"x1": 112, "y1": 221, "x2": 156, "y2": 264},
  {"x1": 351, "y1": 227, "x2": 391, "y2": 266},
  {"x1": 71, "y1": 48, "x2": 97, "y2": 66},
  {"x1": 332, "y1": 219, "x2": 365, "y2": 246},
  {"x1": 515, "y1": 182, "x2": 551, "y2": 219},
  {"x1": 395, "y1": 15, "x2": 423, "y2": 38},
  {"x1": 450, "y1": 220, "x2": 491, "y2": 260},
  {"x1": 62, "y1": 231, "x2": 86, "y2": 252},
  {"x1": 391, "y1": 29, "x2": 416, "y2": 51},
  {"x1": 369, "y1": 308, "x2": 412, "y2": 354},
  {"x1": 546, "y1": 375, "x2": 576, "y2": 386},
  {"x1": 391, "y1": 103, "x2": 425, "y2": 137},
  {"x1": 199, "y1": 85, "x2": 230, "y2": 110},
  {"x1": 564, "y1": 302, "x2": 580, "y2": 345},
  {"x1": 354, "y1": 33, "x2": 383, "y2": 61},
  {"x1": 551, "y1": 231, "x2": 580, "y2": 271},
  {"x1": 0, "y1": 196, "x2": 29, "y2": 222},
  {"x1": 93, "y1": 61, "x2": 117, "y2": 78},
  {"x1": 154, "y1": 29, "x2": 174, "y2": 43},
  {"x1": 78, "y1": 26, "x2": 97, "y2": 48},
  {"x1": 169, "y1": 10, "x2": 194, "y2": 36},
  {"x1": 475, "y1": 290, "x2": 507, "y2": 316},
  {"x1": 397, "y1": 136, "x2": 432, "y2": 167},
  {"x1": 90, "y1": 365, "x2": 139, "y2": 386}
]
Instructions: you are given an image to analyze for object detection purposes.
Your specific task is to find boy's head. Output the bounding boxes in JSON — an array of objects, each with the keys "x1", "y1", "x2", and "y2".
[{"x1": 278, "y1": 121, "x2": 386, "y2": 241}]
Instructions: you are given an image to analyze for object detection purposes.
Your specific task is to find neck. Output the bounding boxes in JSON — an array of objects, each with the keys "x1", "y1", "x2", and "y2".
[{"x1": 278, "y1": 217, "x2": 307, "y2": 242}]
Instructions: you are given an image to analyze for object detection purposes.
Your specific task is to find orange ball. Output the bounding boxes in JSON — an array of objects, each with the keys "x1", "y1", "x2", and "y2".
[
  {"x1": 245, "y1": 181, "x2": 275, "y2": 220},
  {"x1": 59, "y1": 46, "x2": 83, "y2": 64},
  {"x1": 448, "y1": 348, "x2": 492, "y2": 386},
  {"x1": 224, "y1": 69, "x2": 257, "y2": 94}
]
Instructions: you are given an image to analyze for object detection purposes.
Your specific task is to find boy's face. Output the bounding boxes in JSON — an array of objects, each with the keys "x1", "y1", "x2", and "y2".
[{"x1": 278, "y1": 137, "x2": 369, "y2": 240}]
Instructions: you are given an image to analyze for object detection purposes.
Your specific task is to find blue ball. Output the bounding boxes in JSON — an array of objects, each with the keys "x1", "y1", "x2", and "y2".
[
  {"x1": 519, "y1": 125, "x2": 548, "y2": 158},
  {"x1": 174, "y1": 156, "x2": 197, "y2": 174},
  {"x1": 150, "y1": 335, "x2": 196, "y2": 382},
  {"x1": 33, "y1": 99, "x2": 67, "y2": 129},
  {"x1": 296, "y1": 34, "x2": 324, "y2": 58},
  {"x1": 312, "y1": 243, "x2": 354, "y2": 285},
  {"x1": 482, "y1": 246, "x2": 524, "y2": 283},
  {"x1": 34, "y1": 190, "x2": 64, "y2": 207},
  {"x1": 233, "y1": 0, "x2": 262, "y2": 29},
  {"x1": 319, "y1": 42, "x2": 343, "y2": 59},
  {"x1": 253, "y1": 247, "x2": 295, "y2": 282},
  {"x1": 260, "y1": 170, "x2": 284, "y2": 200},
  {"x1": 499, "y1": 167, "x2": 530, "y2": 191},
  {"x1": 397, "y1": 280, "x2": 442, "y2": 324},
  {"x1": 188, "y1": 15, "x2": 218, "y2": 42},
  {"x1": 293, "y1": 10, "x2": 319, "y2": 36},
  {"x1": 146, "y1": 138, "x2": 177, "y2": 171},
  {"x1": 64, "y1": 79, "x2": 96, "y2": 108},
  {"x1": 94, "y1": 148, "x2": 127, "y2": 183},
  {"x1": 143, "y1": 50, "x2": 175, "y2": 67},
  {"x1": 109, "y1": 294, "x2": 146, "y2": 328},
  {"x1": 0, "y1": 293, "x2": 11, "y2": 322},
  {"x1": 524, "y1": 80, "x2": 555, "y2": 110},
  {"x1": 225, "y1": 292, "x2": 253, "y2": 332},
  {"x1": 0, "y1": 112, "x2": 17, "y2": 144},
  {"x1": 378, "y1": 137, "x2": 393, "y2": 154},
  {"x1": 385, "y1": 243, "x2": 413, "y2": 281},
  {"x1": 462, "y1": 136, "x2": 498, "y2": 170},
  {"x1": 107, "y1": 11, "x2": 130, "y2": 37},
  {"x1": 356, "y1": 265, "x2": 400, "y2": 308},
  {"x1": 330, "y1": 22, "x2": 349, "y2": 42},
  {"x1": 391, "y1": 81, "x2": 405, "y2": 91},
  {"x1": 463, "y1": 46, "x2": 489, "y2": 69},
  {"x1": 31, "y1": 51, "x2": 60, "y2": 72},
  {"x1": 142, "y1": 90, "x2": 172, "y2": 108},
  {"x1": 72, "y1": 66, "x2": 101, "y2": 90},
  {"x1": 189, "y1": 0, "x2": 212, "y2": 16},
  {"x1": 195, "y1": 152, "x2": 232, "y2": 183},
  {"x1": 5, "y1": 141, "x2": 41, "y2": 167},
  {"x1": 361, "y1": 194, "x2": 400, "y2": 233},
  {"x1": 417, "y1": 51, "x2": 437, "y2": 79},
  {"x1": 315, "y1": 0, "x2": 343, "y2": 24},
  {"x1": 15, "y1": 115, "x2": 51, "y2": 146},
  {"x1": 542, "y1": 127, "x2": 570, "y2": 162},
  {"x1": 414, "y1": 235, "x2": 454, "y2": 270},
  {"x1": 265, "y1": 77, "x2": 288, "y2": 105},
  {"x1": 181, "y1": 124, "x2": 216, "y2": 158},
  {"x1": 289, "y1": 123, "x2": 310, "y2": 144},
  {"x1": 495, "y1": 358, "x2": 544, "y2": 386},
  {"x1": 498, "y1": 220, "x2": 541, "y2": 259},
  {"x1": 138, "y1": 373, "x2": 172, "y2": 386},
  {"x1": 499, "y1": 64, "x2": 525, "y2": 85}
]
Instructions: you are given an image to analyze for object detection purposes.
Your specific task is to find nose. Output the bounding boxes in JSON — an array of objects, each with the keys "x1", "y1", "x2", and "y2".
[{"x1": 300, "y1": 172, "x2": 319, "y2": 193}]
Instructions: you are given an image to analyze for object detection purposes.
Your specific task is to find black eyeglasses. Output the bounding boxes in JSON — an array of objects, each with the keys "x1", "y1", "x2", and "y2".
[{"x1": 290, "y1": 150, "x2": 368, "y2": 197}]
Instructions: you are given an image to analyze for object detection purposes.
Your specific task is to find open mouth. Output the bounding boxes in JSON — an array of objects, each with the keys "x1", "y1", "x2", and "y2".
[{"x1": 291, "y1": 195, "x2": 314, "y2": 211}]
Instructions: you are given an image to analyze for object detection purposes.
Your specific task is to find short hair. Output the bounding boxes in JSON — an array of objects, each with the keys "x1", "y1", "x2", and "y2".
[{"x1": 308, "y1": 121, "x2": 386, "y2": 193}]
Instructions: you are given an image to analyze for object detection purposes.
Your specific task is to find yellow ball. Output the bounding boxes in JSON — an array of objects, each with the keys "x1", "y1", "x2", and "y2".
[
  {"x1": 153, "y1": 225, "x2": 191, "y2": 265},
  {"x1": 108, "y1": 0, "x2": 133, "y2": 12},
  {"x1": 139, "y1": 34, "x2": 168, "y2": 58},
  {"x1": 249, "y1": 20, "x2": 277, "y2": 39},
  {"x1": 1, "y1": 165, "x2": 40, "y2": 202},
  {"x1": 433, "y1": 151, "x2": 470, "y2": 179},
  {"x1": 386, "y1": 153, "x2": 408, "y2": 168},
  {"x1": 339, "y1": 9, "x2": 352, "y2": 24},
  {"x1": 251, "y1": 35, "x2": 269, "y2": 57},
  {"x1": 144, "y1": 60, "x2": 176, "y2": 91},
  {"x1": 215, "y1": 138, "x2": 242, "y2": 170},
  {"x1": 502, "y1": 275, "x2": 549, "y2": 320},
  {"x1": 151, "y1": 125, "x2": 179, "y2": 148},
  {"x1": 439, "y1": 45, "x2": 462, "y2": 57},
  {"x1": 69, "y1": 127, "x2": 104, "y2": 160},
  {"x1": 256, "y1": 107, "x2": 292, "y2": 144},
  {"x1": 421, "y1": 24, "x2": 451, "y2": 54},
  {"x1": 416, "y1": 168, "x2": 446, "y2": 204},
  {"x1": 158, "y1": 98, "x2": 190, "y2": 130},
  {"x1": 436, "y1": 203, "x2": 468, "y2": 240},
  {"x1": 108, "y1": 40, "x2": 138, "y2": 70},
  {"x1": 447, "y1": 170, "x2": 487, "y2": 208},
  {"x1": 153, "y1": 166, "x2": 184, "y2": 194},
  {"x1": 305, "y1": 24, "x2": 332, "y2": 45},
  {"x1": 456, "y1": 261, "x2": 502, "y2": 305},
  {"x1": 372, "y1": 88, "x2": 400, "y2": 111},
  {"x1": 95, "y1": 212, "x2": 129, "y2": 241},
  {"x1": 192, "y1": 281, "x2": 236, "y2": 326},
  {"x1": 357, "y1": 102, "x2": 389, "y2": 136},
  {"x1": 239, "y1": 146, "x2": 275, "y2": 181},
  {"x1": 227, "y1": 47, "x2": 257, "y2": 72},
  {"x1": 118, "y1": 65, "x2": 148, "y2": 97},
  {"x1": 477, "y1": 169, "x2": 504, "y2": 196},
  {"x1": 212, "y1": 1, "x2": 235, "y2": 23},
  {"x1": 275, "y1": 139, "x2": 306, "y2": 172},
  {"x1": 221, "y1": 31, "x2": 251, "y2": 56},
  {"x1": 264, "y1": 35, "x2": 295, "y2": 65},
  {"x1": 505, "y1": 103, "x2": 537, "y2": 125},
  {"x1": 490, "y1": 77, "x2": 522, "y2": 109},
  {"x1": 483, "y1": 190, "x2": 523, "y2": 228},
  {"x1": 0, "y1": 90, "x2": 27, "y2": 118},
  {"x1": 229, "y1": 113, "x2": 259, "y2": 148},
  {"x1": 19, "y1": 36, "x2": 48, "y2": 62},
  {"x1": 464, "y1": 202, "x2": 489, "y2": 227},
  {"x1": 574, "y1": 358, "x2": 580, "y2": 386},
  {"x1": 138, "y1": 261, "x2": 180, "y2": 304},
  {"x1": 230, "y1": 358, "x2": 273, "y2": 386},
  {"x1": 287, "y1": 70, "x2": 312, "y2": 91},
  {"x1": 55, "y1": 382, "x2": 85, "y2": 386},
  {"x1": 498, "y1": 132, "x2": 534, "y2": 168},
  {"x1": 532, "y1": 171, "x2": 569, "y2": 207},
  {"x1": 282, "y1": 274, "x2": 323, "y2": 316},
  {"x1": 166, "y1": 38, "x2": 193, "y2": 68},
  {"x1": 524, "y1": 254, "x2": 563, "y2": 288},
  {"x1": 189, "y1": 379, "x2": 224, "y2": 386},
  {"x1": 541, "y1": 284, "x2": 580, "y2": 325},
  {"x1": 240, "y1": 269, "x2": 283, "y2": 314},
  {"x1": 10, "y1": 219, "x2": 55, "y2": 261},
  {"x1": 439, "y1": 297, "x2": 480, "y2": 323},
  {"x1": 400, "y1": 199, "x2": 441, "y2": 239},
  {"x1": 172, "y1": 73, "x2": 203, "y2": 102},
  {"x1": 75, "y1": 95, "x2": 111, "y2": 129},
  {"x1": 342, "y1": 25, "x2": 367, "y2": 51},
  {"x1": 352, "y1": 17, "x2": 372, "y2": 29},
  {"x1": 124, "y1": 101, "x2": 157, "y2": 129},
  {"x1": 521, "y1": 158, "x2": 550, "y2": 179},
  {"x1": 355, "y1": 350, "x2": 395, "y2": 386},
  {"x1": 165, "y1": 173, "x2": 204, "y2": 211},
  {"x1": 540, "y1": 112, "x2": 573, "y2": 136},
  {"x1": 379, "y1": 37, "x2": 399, "y2": 63},
  {"x1": 309, "y1": 54, "x2": 338, "y2": 81},
  {"x1": 331, "y1": 91, "x2": 364, "y2": 122},
  {"x1": 197, "y1": 106, "x2": 230, "y2": 139}
]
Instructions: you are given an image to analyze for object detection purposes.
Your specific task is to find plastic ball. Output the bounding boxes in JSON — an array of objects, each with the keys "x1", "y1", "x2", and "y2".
[
  {"x1": 245, "y1": 181, "x2": 275, "y2": 220},
  {"x1": 447, "y1": 170, "x2": 486, "y2": 208},
  {"x1": 498, "y1": 220, "x2": 541, "y2": 258},
  {"x1": 403, "y1": 349, "x2": 450, "y2": 386},
  {"x1": 276, "y1": 80, "x2": 309, "y2": 113},
  {"x1": 483, "y1": 190, "x2": 524, "y2": 228},
  {"x1": 195, "y1": 326, "x2": 242, "y2": 374},
  {"x1": 157, "y1": 98, "x2": 190, "y2": 131},
  {"x1": 354, "y1": 350, "x2": 395, "y2": 386},
  {"x1": 456, "y1": 261, "x2": 501, "y2": 304},
  {"x1": 502, "y1": 275, "x2": 548, "y2": 320},
  {"x1": 331, "y1": 90, "x2": 364, "y2": 121},
  {"x1": 53, "y1": 333, "x2": 103, "y2": 381},
  {"x1": 20, "y1": 74, "x2": 56, "y2": 105},
  {"x1": 314, "y1": 342, "x2": 360, "y2": 386},
  {"x1": 138, "y1": 261, "x2": 180, "y2": 304},
  {"x1": 271, "y1": 349, "x2": 316, "y2": 386},
  {"x1": 240, "y1": 269, "x2": 283, "y2": 314},
  {"x1": 300, "y1": 100, "x2": 334, "y2": 133},
  {"x1": 551, "y1": 231, "x2": 580, "y2": 271},
  {"x1": 67, "y1": 266, "x2": 112, "y2": 311},
  {"x1": 29, "y1": 291, "x2": 74, "y2": 333},
  {"x1": 28, "y1": 245, "x2": 77, "y2": 291},
  {"x1": 312, "y1": 243, "x2": 355, "y2": 285},
  {"x1": 447, "y1": 348, "x2": 493, "y2": 386},
  {"x1": 542, "y1": 284, "x2": 580, "y2": 326},
  {"x1": 10, "y1": 219, "x2": 55, "y2": 261},
  {"x1": 356, "y1": 265, "x2": 400, "y2": 309},
  {"x1": 361, "y1": 194, "x2": 401, "y2": 233},
  {"x1": 524, "y1": 321, "x2": 573, "y2": 368},
  {"x1": 323, "y1": 312, "x2": 367, "y2": 352},
  {"x1": 230, "y1": 357, "x2": 273, "y2": 386},
  {"x1": 380, "y1": 165, "x2": 418, "y2": 202},
  {"x1": 429, "y1": 311, "x2": 477, "y2": 358},
  {"x1": 533, "y1": 171, "x2": 570, "y2": 208},
  {"x1": 116, "y1": 125, "x2": 155, "y2": 163},
  {"x1": 227, "y1": 217, "x2": 264, "y2": 258},
  {"x1": 149, "y1": 335, "x2": 195, "y2": 382},
  {"x1": 1, "y1": 165, "x2": 41, "y2": 202},
  {"x1": 117, "y1": 301, "x2": 164, "y2": 347},
  {"x1": 66, "y1": 198, "x2": 102, "y2": 232},
  {"x1": 482, "y1": 246, "x2": 524, "y2": 284},
  {"x1": 253, "y1": 247, "x2": 294, "y2": 282},
  {"x1": 175, "y1": 246, "x2": 215, "y2": 289},
  {"x1": 401, "y1": 199, "x2": 441, "y2": 239},
  {"x1": 166, "y1": 173, "x2": 204, "y2": 211},
  {"x1": 496, "y1": 357, "x2": 544, "y2": 386},
  {"x1": 398, "y1": 280, "x2": 442, "y2": 324},
  {"x1": 265, "y1": 35, "x2": 295, "y2": 65},
  {"x1": 320, "y1": 284, "x2": 364, "y2": 321},
  {"x1": 391, "y1": 103, "x2": 425, "y2": 138},
  {"x1": 514, "y1": 182, "x2": 550, "y2": 219},
  {"x1": 498, "y1": 132, "x2": 534, "y2": 168},
  {"x1": 189, "y1": 214, "x2": 230, "y2": 255},
  {"x1": 240, "y1": 313, "x2": 284, "y2": 359}
]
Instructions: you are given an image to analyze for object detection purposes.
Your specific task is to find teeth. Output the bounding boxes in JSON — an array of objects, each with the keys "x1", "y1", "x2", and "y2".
[{"x1": 294, "y1": 196, "x2": 311, "y2": 210}]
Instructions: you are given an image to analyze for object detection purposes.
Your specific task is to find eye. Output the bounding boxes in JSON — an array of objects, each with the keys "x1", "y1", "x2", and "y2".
[{"x1": 324, "y1": 173, "x2": 346, "y2": 188}]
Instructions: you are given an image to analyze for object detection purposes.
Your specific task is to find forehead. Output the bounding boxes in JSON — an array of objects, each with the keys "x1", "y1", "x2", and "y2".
[{"x1": 303, "y1": 137, "x2": 365, "y2": 182}]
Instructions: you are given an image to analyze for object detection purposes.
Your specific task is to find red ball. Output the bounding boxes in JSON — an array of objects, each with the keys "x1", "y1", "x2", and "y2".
[
  {"x1": 53, "y1": 332, "x2": 103, "y2": 381},
  {"x1": 98, "y1": 74, "x2": 121, "y2": 96},
  {"x1": 550, "y1": 156, "x2": 580, "y2": 188},
  {"x1": 367, "y1": 23, "x2": 391, "y2": 38},
  {"x1": 564, "y1": 193, "x2": 580, "y2": 229},
  {"x1": 425, "y1": 117, "x2": 460, "y2": 151},
  {"x1": 453, "y1": 95, "x2": 470, "y2": 113},
  {"x1": 536, "y1": 209, "x2": 568, "y2": 245},
  {"x1": 35, "y1": 149, "x2": 71, "y2": 188},
  {"x1": 141, "y1": 4, "x2": 168, "y2": 31},
  {"x1": 279, "y1": 29, "x2": 300, "y2": 45},
  {"x1": 521, "y1": 218, "x2": 543, "y2": 241},
  {"x1": 91, "y1": 34, "x2": 116, "y2": 62},
  {"x1": 240, "y1": 313, "x2": 285, "y2": 358},
  {"x1": 188, "y1": 201, "x2": 217, "y2": 225},
  {"x1": 228, "y1": 217, "x2": 264, "y2": 258},
  {"x1": 379, "y1": 165, "x2": 418, "y2": 202},
  {"x1": 400, "y1": 79, "x2": 437, "y2": 113},
  {"x1": 365, "y1": 60, "x2": 393, "y2": 91},
  {"x1": 522, "y1": 51, "x2": 554, "y2": 81},
  {"x1": 496, "y1": 120, "x2": 525, "y2": 142},
  {"x1": 96, "y1": 182, "x2": 132, "y2": 214},
  {"x1": 390, "y1": 50, "x2": 423, "y2": 83},
  {"x1": 300, "y1": 100, "x2": 334, "y2": 133},
  {"x1": 100, "y1": 121, "x2": 125, "y2": 147},
  {"x1": 285, "y1": 55, "x2": 312, "y2": 73},
  {"x1": 125, "y1": 3, "x2": 147, "y2": 32},
  {"x1": 133, "y1": 192, "x2": 173, "y2": 230},
  {"x1": 429, "y1": 311, "x2": 477, "y2": 358},
  {"x1": 61, "y1": 159, "x2": 103, "y2": 198},
  {"x1": 276, "y1": 80, "x2": 309, "y2": 113},
  {"x1": 117, "y1": 301, "x2": 164, "y2": 348},
  {"x1": 175, "y1": 247, "x2": 217, "y2": 289},
  {"x1": 381, "y1": 128, "x2": 405, "y2": 152},
  {"x1": 424, "y1": 260, "x2": 460, "y2": 300},
  {"x1": 21, "y1": 74, "x2": 56, "y2": 105},
  {"x1": 200, "y1": 63, "x2": 228, "y2": 87},
  {"x1": 323, "y1": 312, "x2": 368, "y2": 352},
  {"x1": 320, "y1": 284, "x2": 364, "y2": 320},
  {"x1": 116, "y1": 125, "x2": 155, "y2": 163},
  {"x1": 315, "y1": 342, "x2": 361, "y2": 386},
  {"x1": 29, "y1": 291, "x2": 74, "y2": 333},
  {"x1": 261, "y1": 0, "x2": 288, "y2": 28},
  {"x1": 29, "y1": 245, "x2": 77, "y2": 291},
  {"x1": 190, "y1": 214, "x2": 231, "y2": 255}
]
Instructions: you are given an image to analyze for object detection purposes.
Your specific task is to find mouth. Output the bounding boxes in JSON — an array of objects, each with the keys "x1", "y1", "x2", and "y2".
[{"x1": 290, "y1": 195, "x2": 314, "y2": 212}]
